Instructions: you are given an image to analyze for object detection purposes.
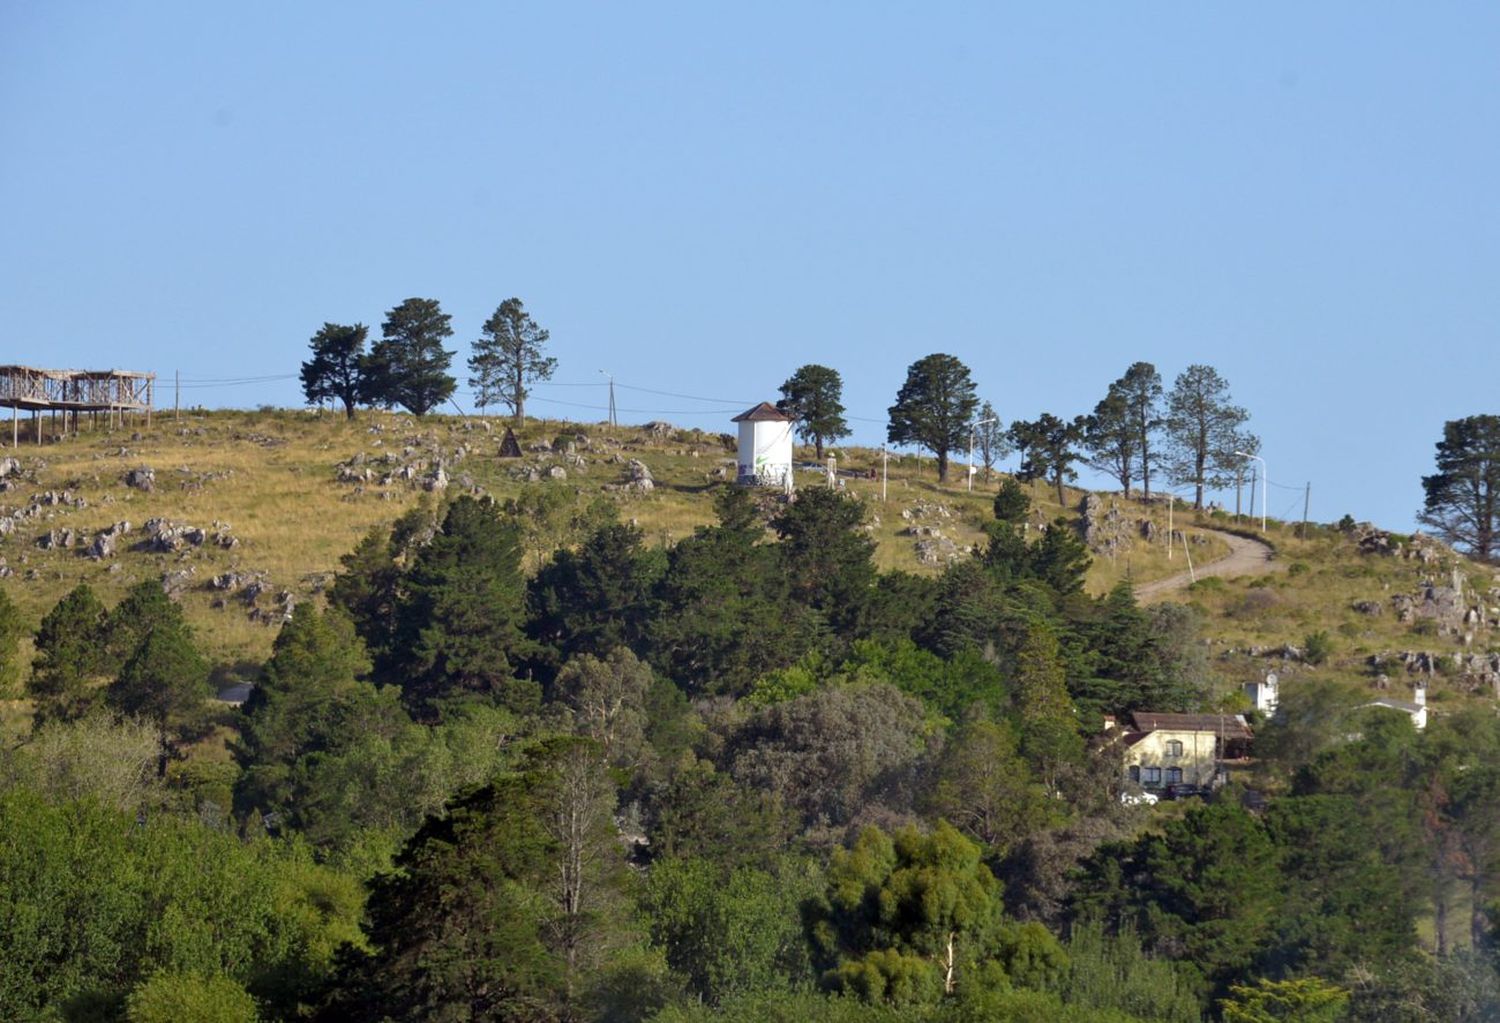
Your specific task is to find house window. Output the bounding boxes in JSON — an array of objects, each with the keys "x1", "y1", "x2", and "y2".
[
  {"x1": 1166, "y1": 767, "x2": 1183, "y2": 785},
  {"x1": 1165, "y1": 740, "x2": 1184, "y2": 758},
  {"x1": 1143, "y1": 767, "x2": 1162, "y2": 786},
  {"x1": 1128, "y1": 766, "x2": 1140, "y2": 783}
]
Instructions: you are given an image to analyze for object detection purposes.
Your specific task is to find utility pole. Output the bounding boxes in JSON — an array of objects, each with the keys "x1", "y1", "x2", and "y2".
[
  {"x1": 174, "y1": 370, "x2": 180, "y2": 423},
  {"x1": 1167, "y1": 494, "x2": 1174, "y2": 559},
  {"x1": 599, "y1": 370, "x2": 617, "y2": 429},
  {"x1": 1300, "y1": 482, "x2": 1311, "y2": 539},
  {"x1": 881, "y1": 445, "x2": 888, "y2": 502}
]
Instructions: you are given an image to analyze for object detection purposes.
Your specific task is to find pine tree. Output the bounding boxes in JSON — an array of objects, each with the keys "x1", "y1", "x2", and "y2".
[
  {"x1": 1164, "y1": 364, "x2": 1255, "y2": 510},
  {"x1": 468, "y1": 297, "x2": 555, "y2": 424},
  {"x1": 527, "y1": 522, "x2": 663, "y2": 665},
  {"x1": 1419, "y1": 414, "x2": 1500, "y2": 562},
  {"x1": 1013, "y1": 621, "x2": 1082, "y2": 791},
  {"x1": 239, "y1": 604, "x2": 372, "y2": 769},
  {"x1": 108, "y1": 617, "x2": 209, "y2": 734},
  {"x1": 1009, "y1": 413, "x2": 1085, "y2": 506},
  {"x1": 886, "y1": 354, "x2": 979, "y2": 482},
  {"x1": 395, "y1": 496, "x2": 535, "y2": 717},
  {"x1": 31, "y1": 584, "x2": 109, "y2": 722},
  {"x1": 300, "y1": 322, "x2": 369, "y2": 418},
  {"x1": 363, "y1": 297, "x2": 456, "y2": 416},
  {"x1": 105, "y1": 580, "x2": 180, "y2": 673},
  {"x1": 777, "y1": 364, "x2": 850, "y2": 459},
  {"x1": 0, "y1": 587, "x2": 26, "y2": 697},
  {"x1": 770, "y1": 487, "x2": 875, "y2": 635},
  {"x1": 1082, "y1": 363, "x2": 1163, "y2": 499}
]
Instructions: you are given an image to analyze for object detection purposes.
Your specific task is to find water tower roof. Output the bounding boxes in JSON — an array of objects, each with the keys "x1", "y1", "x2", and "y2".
[{"x1": 732, "y1": 401, "x2": 794, "y2": 423}]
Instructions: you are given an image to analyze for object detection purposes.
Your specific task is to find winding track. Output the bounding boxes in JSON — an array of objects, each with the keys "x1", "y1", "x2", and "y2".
[{"x1": 1133, "y1": 528, "x2": 1281, "y2": 602}]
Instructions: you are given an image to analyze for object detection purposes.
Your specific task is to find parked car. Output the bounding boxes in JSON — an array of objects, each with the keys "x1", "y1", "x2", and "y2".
[
  {"x1": 1165, "y1": 783, "x2": 1209, "y2": 800},
  {"x1": 1120, "y1": 788, "x2": 1159, "y2": 806}
]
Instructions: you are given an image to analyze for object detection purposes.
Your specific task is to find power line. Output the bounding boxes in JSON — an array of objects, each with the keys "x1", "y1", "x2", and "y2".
[
  {"x1": 528, "y1": 395, "x2": 744, "y2": 417},
  {"x1": 616, "y1": 382, "x2": 755, "y2": 405},
  {"x1": 177, "y1": 373, "x2": 297, "y2": 384}
]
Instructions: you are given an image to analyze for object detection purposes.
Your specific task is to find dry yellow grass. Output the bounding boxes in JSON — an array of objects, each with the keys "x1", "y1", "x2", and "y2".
[{"x1": 5, "y1": 409, "x2": 1490, "y2": 705}]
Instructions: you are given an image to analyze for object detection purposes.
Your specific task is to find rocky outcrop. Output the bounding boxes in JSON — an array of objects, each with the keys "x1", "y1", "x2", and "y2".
[
  {"x1": 85, "y1": 521, "x2": 132, "y2": 560},
  {"x1": 604, "y1": 459, "x2": 654, "y2": 494},
  {"x1": 139, "y1": 518, "x2": 237, "y2": 553},
  {"x1": 1080, "y1": 494, "x2": 1132, "y2": 555}
]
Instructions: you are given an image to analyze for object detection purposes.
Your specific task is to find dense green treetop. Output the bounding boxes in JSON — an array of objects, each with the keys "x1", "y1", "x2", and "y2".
[
  {"x1": 887, "y1": 354, "x2": 979, "y2": 483},
  {"x1": 778, "y1": 363, "x2": 851, "y2": 460},
  {"x1": 300, "y1": 321, "x2": 369, "y2": 419},
  {"x1": 363, "y1": 297, "x2": 457, "y2": 416},
  {"x1": 1419, "y1": 413, "x2": 1500, "y2": 562}
]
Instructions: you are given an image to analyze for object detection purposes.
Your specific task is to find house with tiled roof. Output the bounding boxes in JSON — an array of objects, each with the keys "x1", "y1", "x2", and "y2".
[{"x1": 1106, "y1": 711, "x2": 1255, "y2": 794}]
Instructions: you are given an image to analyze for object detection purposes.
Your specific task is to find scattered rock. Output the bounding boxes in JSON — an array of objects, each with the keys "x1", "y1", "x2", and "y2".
[
  {"x1": 914, "y1": 535, "x2": 969, "y2": 566},
  {"x1": 0, "y1": 457, "x2": 20, "y2": 478},
  {"x1": 546, "y1": 465, "x2": 567, "y2": 481},
  {"x1": 36, "y1": 528, "x2": 76, "y2": 550},
  {"x1": 139, "y1": 517, "x2": 231, "y2": 553},
  {"x1": 901, "y1": 501, "x2": 952, "y2": 523},
  {"x1": 1352, "y1": 600, "x2": 1383, "y2": 616},
  {"x1": 84, "y1": 522, "x2": 131, "y2": 561},
  {"x1": 124, "y1": 466, "x2": 156, "y2": 491},
  {"x1": 161, "y1": 568, "x2": 195, "y2": 596},
  {"x1": 33, "y1": 490, "x2": 86, "y2": 509}
]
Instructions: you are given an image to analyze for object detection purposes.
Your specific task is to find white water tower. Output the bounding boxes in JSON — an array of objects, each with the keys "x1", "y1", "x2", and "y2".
[{"x1": 732, "y1": 402, "x2": 795, "y2": 488}]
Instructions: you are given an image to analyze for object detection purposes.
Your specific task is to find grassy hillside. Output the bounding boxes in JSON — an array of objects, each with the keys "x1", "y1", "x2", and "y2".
[{"x1": 2, "y1": 408, "x2": 1494, "y2": 717}]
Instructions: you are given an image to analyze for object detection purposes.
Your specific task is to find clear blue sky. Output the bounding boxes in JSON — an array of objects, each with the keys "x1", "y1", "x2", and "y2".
[{"x1": 4, "y1": 3, "x2": 1497, "y2": 530}]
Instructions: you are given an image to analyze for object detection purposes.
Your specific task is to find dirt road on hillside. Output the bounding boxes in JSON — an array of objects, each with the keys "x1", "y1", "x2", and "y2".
[{"x1": 1133, "y1": 529, "x2": 1280, "y2": 602}]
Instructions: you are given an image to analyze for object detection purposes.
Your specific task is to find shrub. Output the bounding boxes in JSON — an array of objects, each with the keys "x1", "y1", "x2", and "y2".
[
  {"x1": 1303, "y1": 631, "x2": 1333, "y2": 666},
  {"x1": 126, "y1": 973, "x2": 258, "y2": 1023}
]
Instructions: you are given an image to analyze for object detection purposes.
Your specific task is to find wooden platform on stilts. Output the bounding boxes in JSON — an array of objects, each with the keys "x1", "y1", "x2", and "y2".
[{"x1": 0, "y1": 366, "x2": 155, "y2": 446}]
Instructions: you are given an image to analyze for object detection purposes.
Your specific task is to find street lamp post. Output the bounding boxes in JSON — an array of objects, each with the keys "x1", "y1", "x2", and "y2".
[
  {"x1": 968, "y1": 417, "x2": 999, "y2": 493},
  {"x1": 1235, "y1": 451, "x2": 1267, "y2": 532}
]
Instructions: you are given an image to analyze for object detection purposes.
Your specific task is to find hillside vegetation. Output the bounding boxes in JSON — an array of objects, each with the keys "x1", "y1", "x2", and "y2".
[
  {"x1": 3, "y1": 409, "x2": 1493, "y2": 715},
  {"x1": 3, "y1": 408, "x2": 1500, "y2": 1021}
]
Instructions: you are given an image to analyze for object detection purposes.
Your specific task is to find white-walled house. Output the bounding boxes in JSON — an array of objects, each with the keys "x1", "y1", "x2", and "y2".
[
  {"x1": 1363, "y1": 683, "x2": 1428, "y2": 731},
  {"x1": 732, "y1": 402, "x2": 795, "y2": 488}
]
